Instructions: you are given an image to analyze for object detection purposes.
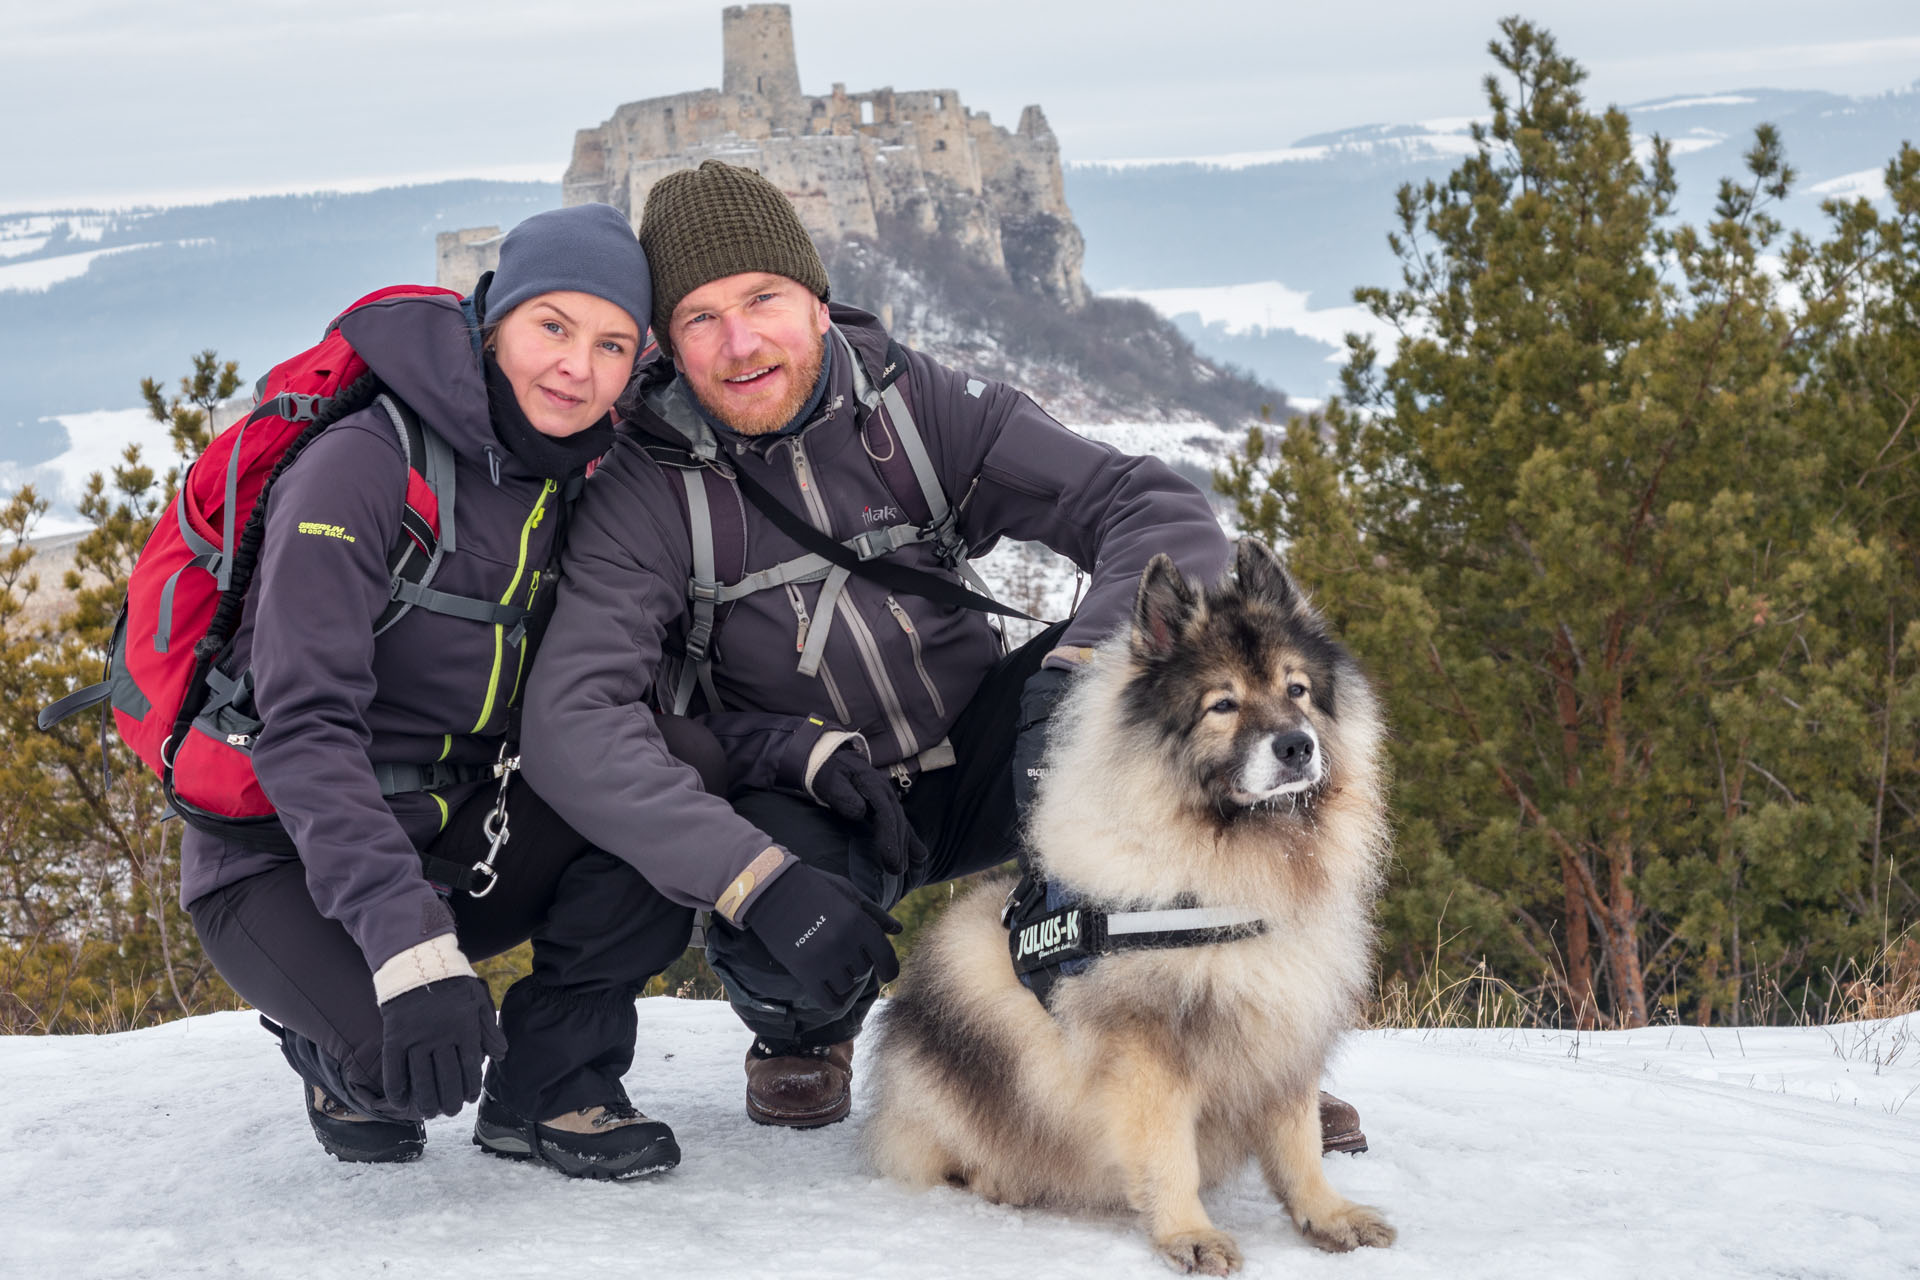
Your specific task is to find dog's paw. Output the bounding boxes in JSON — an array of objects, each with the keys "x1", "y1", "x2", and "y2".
[
  {"x1": 1153, "y1": 1228, "x2": 1243, "y2": 1275},
  {"x1": 1297, "y1": 1201, "x2": 1395, "y2": 1252}
]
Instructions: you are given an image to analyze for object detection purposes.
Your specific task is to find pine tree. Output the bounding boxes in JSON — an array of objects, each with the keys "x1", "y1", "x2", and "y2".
[{"x1": 1222, "y1": 20, "x2": 1916, "y2": 1026}]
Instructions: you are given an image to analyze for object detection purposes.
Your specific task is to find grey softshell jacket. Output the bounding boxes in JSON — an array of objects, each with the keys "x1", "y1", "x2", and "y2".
[
  {"x1": 178, "y1": 293, "x2": 568, "y2": 971},
  {"x1": 521, "y1": 305, "x2": 1230, "y2": 923}
]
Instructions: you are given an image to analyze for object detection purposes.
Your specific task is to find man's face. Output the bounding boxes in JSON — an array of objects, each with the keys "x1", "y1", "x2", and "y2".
[{"x1": 669, "y1": 272, "x2": 831, "y2": 436}]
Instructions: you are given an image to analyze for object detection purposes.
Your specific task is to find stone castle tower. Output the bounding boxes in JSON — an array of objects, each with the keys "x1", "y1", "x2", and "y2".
[{"x1": 438, "y1": 4, "x2": 1087, "y2": 311}]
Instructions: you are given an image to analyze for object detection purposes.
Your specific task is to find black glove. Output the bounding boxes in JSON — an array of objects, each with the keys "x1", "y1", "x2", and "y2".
[
  {"x1": 379, "y1": 976, "x2": 506, "y2": 1119},
  {"x1": 811, "y1": 747, "x2": 928, "y2": 879},
  {"x1": 1011, "y1": 666, "x2": 1075, "y2": 816},
  {"x1": 746, "y1": 864, "x2": 902, "y2": 1010}
]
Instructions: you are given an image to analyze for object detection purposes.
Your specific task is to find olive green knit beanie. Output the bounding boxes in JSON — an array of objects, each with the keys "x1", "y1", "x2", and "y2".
[{"x1": 638, "y1": 160, "x2": 830, "y2": 353}]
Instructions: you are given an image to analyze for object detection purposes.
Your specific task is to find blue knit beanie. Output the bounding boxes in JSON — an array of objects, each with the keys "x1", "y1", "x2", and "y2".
[{"x1": 480, "y1": 204, "x2": 652, "y2": 336}]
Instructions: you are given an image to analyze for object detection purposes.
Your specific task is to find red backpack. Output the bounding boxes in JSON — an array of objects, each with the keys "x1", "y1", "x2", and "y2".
[{"x1": 40, "y1": 285, "x2": 528, "y2": 849}]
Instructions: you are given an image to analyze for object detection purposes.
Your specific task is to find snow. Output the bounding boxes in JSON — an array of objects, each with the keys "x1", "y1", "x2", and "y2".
[
  {"x1": 1074, "y1": 132, "x2": 1483, "y2": 173},
  {"x1": 1104, "y1": 281, "x2": 1400, "y2": 358},
  {"x1": 1810, "y1": 168, "x2": 1890, "y2": 201},
  {"x1": 0, "y1": 407, "x2": 172, "y2": 535},
  {"x1": 0, "y1": 164, "x2": 562, "y2": 218},
  {"x1": 0, "y1": 242, "x2": 161, "y2": 293},
  {"x1": 1633, "y1": 94, "x2": 1761, "y2": 112},
  {"x1": 0, "y1": 235, "x2": 49, "y2": 259},
  {"x1": 0, "y1": 1001, "x2": 1913, "y2": 1278}
]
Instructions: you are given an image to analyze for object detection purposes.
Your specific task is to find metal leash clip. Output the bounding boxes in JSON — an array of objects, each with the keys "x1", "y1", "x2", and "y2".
[{"x1": 470, "y1": 746, "x2": 520, "y2": 899}]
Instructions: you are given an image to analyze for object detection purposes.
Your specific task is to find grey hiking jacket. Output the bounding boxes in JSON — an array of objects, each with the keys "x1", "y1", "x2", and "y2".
[
  {"x1": 179, "y1": 293, "x2": 571, "y2": 972},
  {"x1": 521, "y1": 305, "x2": 1230, "y2": 924}
]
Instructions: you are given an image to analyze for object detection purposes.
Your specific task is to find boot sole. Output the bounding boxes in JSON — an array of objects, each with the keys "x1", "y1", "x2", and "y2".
[
  {"x1": 309, "y1": 1117, "x2": 425, "y2": 1164},
  {"x1": 745, "y1": 1092, "x2": 852, "y2": 1129},
  {"x1": 472, "y1": 1114, "x2": 680, "y2": 1180},
  {"x1": 1322, "y1": 1128, "x2": 1369, "y2": 1156}
]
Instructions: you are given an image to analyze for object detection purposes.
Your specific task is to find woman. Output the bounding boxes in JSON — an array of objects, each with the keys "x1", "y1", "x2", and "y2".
[{"x1": 182, "y1": 205, "x2": 707, "y2": 1180}]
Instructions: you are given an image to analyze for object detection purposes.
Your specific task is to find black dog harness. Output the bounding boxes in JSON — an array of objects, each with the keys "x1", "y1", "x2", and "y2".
[{"x1": 1002, "y1": 872, "x2": 1269, "y2": 1008}]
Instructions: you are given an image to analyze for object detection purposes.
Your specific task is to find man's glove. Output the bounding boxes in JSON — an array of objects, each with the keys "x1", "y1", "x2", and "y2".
[
  {"x1": 745, "y1": 864, "x2": 902, "y2": 1010},
  {"x1": 378, "y1": 977, "x2": 505, "y2": 1119},
  {"x1": 1011, "y1": 666, "x2": 1075, "y2": 816},
  {"x1": 811, "y1": 747, "x2": 928, "y2": 879}
]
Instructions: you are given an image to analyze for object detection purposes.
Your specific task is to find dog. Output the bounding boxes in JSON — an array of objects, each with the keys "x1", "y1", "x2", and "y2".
[{"x1": 864, "y1": 538, "x2": 1394, "y2": 1275}]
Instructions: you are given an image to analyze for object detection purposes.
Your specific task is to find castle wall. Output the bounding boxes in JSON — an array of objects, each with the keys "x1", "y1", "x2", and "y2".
[
  {"x1": 435, "y1": 226, "x2": 503, "y2": 299},
  {"x1": 722, "y1": 4, "x2": 803, "y2": 123},
  {"x1": 442, "y1": 3, "x2": 1089, "y2": 311}
]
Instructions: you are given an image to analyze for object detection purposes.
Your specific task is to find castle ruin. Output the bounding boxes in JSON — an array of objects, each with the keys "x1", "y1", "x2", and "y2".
[{"x1": 437, "y1": 4, "x2": 1088, "y2": 313}]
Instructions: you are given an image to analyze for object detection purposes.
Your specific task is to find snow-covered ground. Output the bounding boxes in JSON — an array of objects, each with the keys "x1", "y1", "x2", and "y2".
[
  {"x1": 0, "y1": 1002, "x2": 1912, "y2": 1279},
  {"x1": 0, "y1": 406, "x2": 173, "y2": 537}
]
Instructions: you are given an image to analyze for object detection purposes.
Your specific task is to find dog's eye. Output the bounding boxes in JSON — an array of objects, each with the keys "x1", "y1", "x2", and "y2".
[
  {"x1": 1287, "y1": 683, "x2": 1308, "y2": 699},
  {"x1": 1208, "y1": 697, "x2": 1238, "y2": 715}
]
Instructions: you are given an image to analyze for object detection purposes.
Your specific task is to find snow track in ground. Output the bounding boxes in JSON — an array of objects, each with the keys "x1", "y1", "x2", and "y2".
[{"x1": 1, "y1": 1002, "x2": 1914, "y2": 1279}]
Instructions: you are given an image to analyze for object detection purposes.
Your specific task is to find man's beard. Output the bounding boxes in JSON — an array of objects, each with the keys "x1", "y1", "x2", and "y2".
[{"x1": 695, "y1": 332, "x2": 827, "y2": 437}]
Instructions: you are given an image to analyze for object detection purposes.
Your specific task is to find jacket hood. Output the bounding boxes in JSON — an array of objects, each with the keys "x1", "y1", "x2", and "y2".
[{"x1": 333, "y1": 292, "x2": 507, "y2": 470}]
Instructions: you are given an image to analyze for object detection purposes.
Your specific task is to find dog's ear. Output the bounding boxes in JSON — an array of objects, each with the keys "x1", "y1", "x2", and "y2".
[
  {"x1": 1234, "y1": 537, "x2": 1303, "y2": 613},
  {"x1": 1132, "y1": 554, "x2": 1196, "y2": 659}
]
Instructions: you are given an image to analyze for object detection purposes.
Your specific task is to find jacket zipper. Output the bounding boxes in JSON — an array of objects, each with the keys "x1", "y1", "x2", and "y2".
[
  {"x1": 506, "y1": 568, "x2": 542, "y2": 709},
  {"x1": 785, "y1": 438, "x2": 920, "y2": 759},
  {"x1": 472, "y1": 479, "x2": 555, "y2": 733},
  {"x1": 886, "y1": 595, "x2": 947, "y2": 719},
  {"x1": 785, "y1": 584, "x2": 852, "y2": 724}
]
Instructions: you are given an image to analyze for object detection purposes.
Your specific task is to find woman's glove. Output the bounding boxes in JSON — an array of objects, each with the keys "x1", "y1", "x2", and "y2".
[{"x1": 378, "y1": 976, "x2": 506, "y2": 1119}]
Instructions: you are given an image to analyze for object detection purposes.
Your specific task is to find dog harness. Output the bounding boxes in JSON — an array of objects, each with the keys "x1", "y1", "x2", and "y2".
[{"x1": 1001, "y1": 873, "x2": 1269, "y2": 1009}]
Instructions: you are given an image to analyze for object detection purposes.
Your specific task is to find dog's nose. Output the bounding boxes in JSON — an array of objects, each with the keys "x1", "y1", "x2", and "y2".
[{"x1": 1272, "y1": 731, "x2": 1315, "y2": 766}]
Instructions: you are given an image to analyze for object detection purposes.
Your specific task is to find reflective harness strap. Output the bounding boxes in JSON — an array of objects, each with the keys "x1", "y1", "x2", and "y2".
[{"x1": 1003, "y1": 874, "x2": 1269, "y2": 1009}]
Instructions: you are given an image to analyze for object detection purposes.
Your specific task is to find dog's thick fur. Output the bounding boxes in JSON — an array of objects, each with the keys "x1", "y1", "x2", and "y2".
[{"x1": 864, "y1": 539, "x2": 1394, "y2": 1275}]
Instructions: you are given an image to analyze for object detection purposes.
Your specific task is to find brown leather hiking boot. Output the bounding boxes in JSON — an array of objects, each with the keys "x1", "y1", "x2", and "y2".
[
  {"x1": 1319, "y1": 1090, "x2": 1368, "y2": 1154},
  {"x1": 744, "y1": 1038, "x2": 854, "y2": 1128}
]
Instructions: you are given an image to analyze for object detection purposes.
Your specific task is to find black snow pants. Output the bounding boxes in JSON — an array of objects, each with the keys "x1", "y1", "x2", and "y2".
[
  {"x1": 704, "y1": 621, "x2": 1070, "y2": 1046},
  {"x1": 188, "y1": 715, "x2": 720, "y2": 1124}
]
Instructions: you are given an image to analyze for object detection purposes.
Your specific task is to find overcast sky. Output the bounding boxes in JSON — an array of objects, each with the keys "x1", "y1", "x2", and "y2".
[{"x1": 3, "y1": 0, "x2": 1917, "y2": 210}]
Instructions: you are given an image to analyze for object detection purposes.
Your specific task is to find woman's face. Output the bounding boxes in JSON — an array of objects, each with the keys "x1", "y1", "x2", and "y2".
[{"x1": 490, "y1": 291, "x2": 641, "y2": 437}]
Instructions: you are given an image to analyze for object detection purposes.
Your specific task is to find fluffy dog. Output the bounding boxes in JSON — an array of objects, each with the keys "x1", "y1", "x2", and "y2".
[{"x1": 864, "y1": 538, "x2": 1394, "y2": 1274}]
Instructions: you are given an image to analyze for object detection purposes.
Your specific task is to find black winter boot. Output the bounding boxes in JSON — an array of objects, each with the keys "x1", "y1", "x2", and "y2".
[
  {"x1": 472, "y1": 1089, "x2": 679, "y2": 1180},
  {"x1": 304, "y1": 1083, "x2": 426, "y2": 1164}
]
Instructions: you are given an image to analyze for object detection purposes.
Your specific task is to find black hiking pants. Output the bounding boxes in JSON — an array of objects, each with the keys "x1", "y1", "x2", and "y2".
[
  {"x1": 188, "y1": 716, "x2": 721, "y2": 1125},
  {"x1": 705, "y1": 621, "x2": 1070, "y2": 1046}
]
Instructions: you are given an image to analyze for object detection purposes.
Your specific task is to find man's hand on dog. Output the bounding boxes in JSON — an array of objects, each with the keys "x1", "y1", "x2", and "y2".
[{"x1": 746, "y1": 864, "x2": 903, "y2": 1007}]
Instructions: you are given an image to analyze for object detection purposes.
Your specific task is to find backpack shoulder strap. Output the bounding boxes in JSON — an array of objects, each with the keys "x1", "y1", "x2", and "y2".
[
  {"x1": 833, "y1": 327, "x2": 994, "y2": 598},
  {"x1": 371, "y1": 394, "x2": 527, "y2": 636}
]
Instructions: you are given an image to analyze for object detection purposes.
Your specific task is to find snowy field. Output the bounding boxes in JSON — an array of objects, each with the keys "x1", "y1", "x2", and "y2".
[{"x1": 1, "y1": 1000, "x2": 1913, "y2": 1280}]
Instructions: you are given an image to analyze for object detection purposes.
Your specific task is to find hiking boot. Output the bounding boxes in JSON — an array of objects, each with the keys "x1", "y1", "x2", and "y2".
[
  {"x1": 304, "y1": 1083, "x2": 426, "y2": 1164},
  {"x1": 472, "y1": 1091, "x2": 679, "y2": 1180},
  {"x1": 1320, "y1": 1091, "x2": 1368, "y2": 1155},
  {"x1": 744, "y1": 1038, "x2": 854, "y2": 1128}
]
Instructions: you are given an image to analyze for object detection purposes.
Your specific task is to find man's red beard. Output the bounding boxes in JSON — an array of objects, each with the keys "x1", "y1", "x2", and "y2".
[{"x1": 695, "y1": 332, "x2": 827, "y2": 436}]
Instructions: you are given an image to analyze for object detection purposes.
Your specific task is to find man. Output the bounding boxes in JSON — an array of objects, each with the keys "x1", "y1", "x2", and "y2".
[{"x1": 522, "y1": 160, "x2": 1366, "y2": 1153}]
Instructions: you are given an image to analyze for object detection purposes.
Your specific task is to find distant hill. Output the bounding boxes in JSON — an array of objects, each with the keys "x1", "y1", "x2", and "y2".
[
  {"x1": 3, "y1": 82, "x2": 1914, "y2": 461},
  {"x1": 0, "y1": 181, "x2": 559, "y2": 461},
  {"x1": 1063, "y1": 85, "x2": 1920, "y2": 397}
]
